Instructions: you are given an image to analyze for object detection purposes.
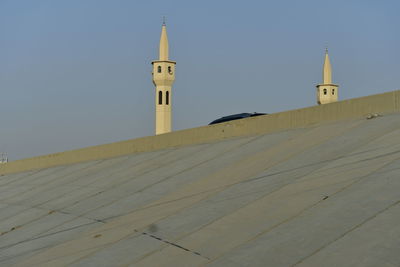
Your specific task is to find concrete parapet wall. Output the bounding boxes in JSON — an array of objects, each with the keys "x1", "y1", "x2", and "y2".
[{"x1": 1, "y1": 90, "x2": 399, "y2": 175}]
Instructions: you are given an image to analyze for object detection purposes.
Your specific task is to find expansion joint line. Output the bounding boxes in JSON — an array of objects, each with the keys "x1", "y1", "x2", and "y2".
[
  {"x1": 292, "y1": 199, "x2": 400, "y2": 267},
  {"x1": 140, "y1": 231, "x2": 210, "y2": 260},
  {"x1": 291, "y1": 157, "x2": 400, "y2": 266}
]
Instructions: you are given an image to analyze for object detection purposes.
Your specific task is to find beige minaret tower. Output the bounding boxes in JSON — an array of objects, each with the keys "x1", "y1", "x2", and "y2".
[
  {"x1": 152, "y1": 21, "x2": 176, "y2": 135},
  {"x1": 316, "y1": 48, "x2": 339, "y2": 104}
]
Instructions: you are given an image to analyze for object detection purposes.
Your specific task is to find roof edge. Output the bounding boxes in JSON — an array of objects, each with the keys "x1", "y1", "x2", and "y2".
[{"x1": 1, "y1": 90, "x2": 400, "y2": 175}]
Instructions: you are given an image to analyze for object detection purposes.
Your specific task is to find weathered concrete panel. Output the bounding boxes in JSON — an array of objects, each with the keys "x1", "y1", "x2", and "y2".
[{"x1": 1, "y1": 92, "x2": 400, "y2": 266}]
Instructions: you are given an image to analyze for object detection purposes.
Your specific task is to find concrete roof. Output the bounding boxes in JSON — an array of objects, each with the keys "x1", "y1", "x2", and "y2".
[{"x1": 1, "y1": 92, "x2": 400, "y2": 266}]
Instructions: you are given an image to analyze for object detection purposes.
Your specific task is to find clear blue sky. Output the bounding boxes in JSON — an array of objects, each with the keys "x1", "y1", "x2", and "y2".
[{"x1": 1, "y1": 0, "x2": 399, "y2": 160}]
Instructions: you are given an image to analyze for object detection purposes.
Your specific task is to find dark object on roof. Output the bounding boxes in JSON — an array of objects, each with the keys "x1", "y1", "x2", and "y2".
[{"x1": 209, "y1": 112, "x2": 267, "y2": 125}]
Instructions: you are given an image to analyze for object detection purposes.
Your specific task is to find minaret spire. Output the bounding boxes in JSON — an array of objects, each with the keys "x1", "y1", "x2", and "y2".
[
  {"x1": 323, "y1": 48, "x2": 332, "y2": 84},
  {"x1": 159, "y1": 21, "x2": 169, "y2": 61},
  {"x1": 316, "y1": 48, "x2": 339, "y2": 105}
]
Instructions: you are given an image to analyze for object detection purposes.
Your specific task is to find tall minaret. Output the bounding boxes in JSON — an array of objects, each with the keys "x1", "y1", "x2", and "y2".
[
  {"x1": 152, "y1": 21, "x2": 176, "y2": 135},
  {"x1": 316, "y1": 48, "x2": 339, "y2": 105}
]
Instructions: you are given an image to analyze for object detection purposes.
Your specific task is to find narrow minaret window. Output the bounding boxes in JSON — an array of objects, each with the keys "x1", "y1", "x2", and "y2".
[
  {"x1": 316, "y1": 48, "x2": 339, "y2": 105},
  {"x1": 152, "y1": 21, "x2": 176, "y2": 135},
  {"x1": 158, "y1": 91, "x2": 162, "y2": 105}
]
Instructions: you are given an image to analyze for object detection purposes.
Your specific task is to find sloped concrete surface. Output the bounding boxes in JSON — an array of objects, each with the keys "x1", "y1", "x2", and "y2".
[{"x1": 1, "y1": 113, "x2": 400, "y2": 266}]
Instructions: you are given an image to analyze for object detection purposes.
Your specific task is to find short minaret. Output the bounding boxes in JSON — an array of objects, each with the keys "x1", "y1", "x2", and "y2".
[
  {"x1": 316, "y1": 48, "x2": 339, "y2": 104},
  {"x1": 152, "y1": 21, "x2": 176, "y2": 135}
]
